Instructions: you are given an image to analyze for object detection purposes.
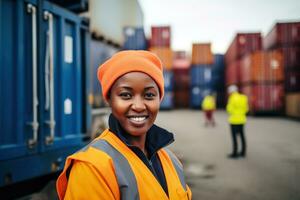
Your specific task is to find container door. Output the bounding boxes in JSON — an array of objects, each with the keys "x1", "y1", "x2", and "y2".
[
  {"x1": 0, "y1": 0, "x2": 39, "y2": 161},
  {"x1": 40, "y1": 1, "x2": 85, "y2": 152}
]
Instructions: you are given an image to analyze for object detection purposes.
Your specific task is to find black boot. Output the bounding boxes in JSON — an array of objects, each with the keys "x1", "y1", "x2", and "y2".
[{"x1": 227, "y1": 153, "x2": 239, "y2": 159}]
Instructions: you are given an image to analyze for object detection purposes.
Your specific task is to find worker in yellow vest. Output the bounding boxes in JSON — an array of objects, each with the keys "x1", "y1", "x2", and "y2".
[
  {"x1": 226, "y1": 85, "x2": 249, "y2": 159},
  {"x1": 201, "y1": 93, "x2": 216, "y2": 126},
  {"x1": 56, "y1": 51, "x2": 192, "y2": 199}
]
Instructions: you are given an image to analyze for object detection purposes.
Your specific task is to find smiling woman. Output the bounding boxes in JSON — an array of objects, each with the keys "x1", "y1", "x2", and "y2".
[{"x1": 56, "y1": 50, "x2": 192, "y2": 199}]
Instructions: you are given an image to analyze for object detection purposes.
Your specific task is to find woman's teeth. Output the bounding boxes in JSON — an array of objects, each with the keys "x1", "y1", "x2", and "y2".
[{"x1": 130, "y1": 116, "x2": 146, "y2": 122}]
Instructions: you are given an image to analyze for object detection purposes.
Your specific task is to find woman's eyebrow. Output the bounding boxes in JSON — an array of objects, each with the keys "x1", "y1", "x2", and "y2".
[
  {"x1": 117, "y1": 86, "x2": 133, "y2": 90},
  {"x1": 144, "y1": 86, "x2": 156, "y2": 90}
]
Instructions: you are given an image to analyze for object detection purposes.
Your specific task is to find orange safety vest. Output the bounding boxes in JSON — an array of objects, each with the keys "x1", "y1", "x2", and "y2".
[{"x1": 56, "y1": 129, "x2": 192, "y2": 200}]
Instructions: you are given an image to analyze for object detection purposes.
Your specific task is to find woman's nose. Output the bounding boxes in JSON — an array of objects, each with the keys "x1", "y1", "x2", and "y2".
[{"x1": 132, "y1": 97, "x2": 146, "y2": 111}]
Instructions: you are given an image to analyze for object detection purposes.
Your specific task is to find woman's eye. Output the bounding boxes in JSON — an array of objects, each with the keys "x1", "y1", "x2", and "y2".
[
  {"x1": 145, "y1": 93, "x2": 156, "y2": 99},
  {"x1": 119, "y1": 92, "x2": 132, "y2": 99}
]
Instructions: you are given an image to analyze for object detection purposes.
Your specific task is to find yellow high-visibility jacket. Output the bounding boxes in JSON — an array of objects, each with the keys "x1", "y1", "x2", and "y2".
[
  {"x1": 56, "y1": 129, "x2": 192, "y2": 200},
  {"x1": 201, "y1": 95, "x2": 216, "y2": 111},
  {"x1": 226, "y1": 92, "x2": 249, "y2": 124}
]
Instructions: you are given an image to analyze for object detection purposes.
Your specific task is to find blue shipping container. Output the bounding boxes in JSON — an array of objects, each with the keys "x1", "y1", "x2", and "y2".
[
  {"x1": 91, "y1": 40, "x2": 118, "y2": 108},
  {"x1": 0, "y1": 0, "x2": 90, "y2": 186},
  {"x1": 123, "y1": 27, "x2": 147, "y2": 50},
  {"x1": 190, "y1": 86, "x2": 214, "y2": 109},
  {"x1": 163, "y1": 70, "x2": 174, "y2": 91},
  {"x1": 160, "y1": 91, "x2": 174, "y2": 110},
  {"x1": 190, "y1": 65, "x2": 213, "y2": 87},
  {"x1": 212, "y1": 54, "x2": 225, "y2": 91},
  {"x1": 212, "y1": 54, "x2": 225, "y2": 74},
  {"x1": 212, "y1": 75, "x2": 225, "y2": 91}
]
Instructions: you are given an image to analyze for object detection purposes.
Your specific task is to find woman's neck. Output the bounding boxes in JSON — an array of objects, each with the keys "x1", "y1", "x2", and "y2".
[{"x1": 128, "y1": 134, "x2": 148, "y2": 157}]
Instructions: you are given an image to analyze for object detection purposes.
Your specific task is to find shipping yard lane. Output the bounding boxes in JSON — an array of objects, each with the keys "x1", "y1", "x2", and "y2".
[{"x1": 156, "y1": 109, "x2": 300, "y2": 200}]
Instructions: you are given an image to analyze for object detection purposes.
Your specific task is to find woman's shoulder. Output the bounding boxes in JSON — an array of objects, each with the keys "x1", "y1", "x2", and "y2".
[{"x1": 69, "y1": 139, "x2": 115, "y2": 168}]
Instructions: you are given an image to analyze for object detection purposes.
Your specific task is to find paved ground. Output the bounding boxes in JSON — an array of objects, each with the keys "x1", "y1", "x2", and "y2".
[
  {"x1": 18, "y1": 109, "x2": 300, "y2": 199},
  {"x1": 156, "y1": 109, "x2": 300, "y2": 200}
]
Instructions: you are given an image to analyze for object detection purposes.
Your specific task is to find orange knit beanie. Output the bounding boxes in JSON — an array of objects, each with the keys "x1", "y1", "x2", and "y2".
[{"x1": 97, "y1": 50, "x2": 164, "y2": 102}]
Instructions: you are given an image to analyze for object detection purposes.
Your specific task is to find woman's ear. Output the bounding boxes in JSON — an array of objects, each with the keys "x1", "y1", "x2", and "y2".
[{"x1": 106, "y1": 91, "x2": 112, "y2": 106}]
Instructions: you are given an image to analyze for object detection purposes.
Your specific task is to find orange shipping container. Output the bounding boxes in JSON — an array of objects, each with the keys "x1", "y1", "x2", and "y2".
[
  {"x1": 192, "y1": 43, "x2": 213, "y2": 65},
  {"x1": 240, "y1": 50, "x2": 283, "y2": 84},
  {"x1": 149, "y1": 47, "x2": 173, "y2": 70},
  {"x1": 285, "y1": 93, "x2": 300, "y2": 118}
]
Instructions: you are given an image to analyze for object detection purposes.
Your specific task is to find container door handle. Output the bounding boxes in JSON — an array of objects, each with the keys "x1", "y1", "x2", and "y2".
[
  {"x1": 44, "y1": 11, "x2": 56, "y2": 145},
  {"x1": 27, "y1": 4, "x2": 39, "y2": 148}
]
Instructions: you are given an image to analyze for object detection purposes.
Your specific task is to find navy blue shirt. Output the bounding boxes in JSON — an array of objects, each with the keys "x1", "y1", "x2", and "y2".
[{"x1": 108, "y1": 114, "x2": 174, "y2": 196}]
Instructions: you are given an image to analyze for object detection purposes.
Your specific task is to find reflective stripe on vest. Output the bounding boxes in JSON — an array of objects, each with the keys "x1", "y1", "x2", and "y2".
[
  {"x1": 164, "y1": 148, "x2": 187, "y2": 190},
  {"x1": 84, "y1": 139, "x2": 140, "y2": 200}
]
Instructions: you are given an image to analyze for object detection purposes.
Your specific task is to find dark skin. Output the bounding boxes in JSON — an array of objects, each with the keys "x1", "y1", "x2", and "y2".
[{"x1": 108, "y1": 72, "x2": 161, "y2": 156}]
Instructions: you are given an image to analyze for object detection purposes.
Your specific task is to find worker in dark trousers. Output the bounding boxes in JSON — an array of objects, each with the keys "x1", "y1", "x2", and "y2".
[{"x1": 226, "y1": 85, "x2": 249, "y2": 159}]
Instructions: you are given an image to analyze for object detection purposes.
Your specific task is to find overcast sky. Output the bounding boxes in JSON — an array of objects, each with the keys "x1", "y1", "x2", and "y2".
[{"x1": 138, "y1": 0, "x2": 300, "y2": 54}]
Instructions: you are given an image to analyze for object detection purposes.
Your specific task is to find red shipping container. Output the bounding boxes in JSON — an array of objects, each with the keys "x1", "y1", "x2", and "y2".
[
  {"x1": 174, "y1": 51, "x2": 187, "y2": 60},
  {"x1": 241, "y1": 50, "x2": 284, "y2": 84},
  {"x1": 173, "y1": 51, "x2": 190, "y2": 69},
  {"x1": 263, "y1": 22, "x2": 300, "y2": 50},
  {"x1": 241, "y1": 84, "x2": 284, "y2": 112},
  {"x1": 150, "y1": 26, "x2": 171, "y2": 47},
  {"x1": 225, "y1": 33, "x2": 262, "y2": 64},
  {"x1": 174, "y1": 90, "x2": 190, "y2": 108},
  {"x1": 285, "y1": 71, "x2": 300, "y2": 92},
  {"x1": 225, "y1": 59, "x2": 241, "y2": 86},
  {"x1": 280, "y1": 47, "x2": 300, "y2": 70},
  {"x1": 173, "y1": 59, "x2": 190, "y2": 69},
  {"x1": 173, "y1": 68, "x2": 190, "y2": 90}
]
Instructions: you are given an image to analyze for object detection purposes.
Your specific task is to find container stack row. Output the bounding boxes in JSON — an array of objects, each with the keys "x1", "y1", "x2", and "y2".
[
  {"x1": 149, "y1": 26, "x2": 174, "y2": 109},
  {"x1": 225, "y1": 33, "x2": 286, "y2": 114},
  {"x1": 190, "y1": 43, "x2": 214, "y2": 108},
  {"x1": 264, "y1": 22, "x2": 300, "y2": 117}
]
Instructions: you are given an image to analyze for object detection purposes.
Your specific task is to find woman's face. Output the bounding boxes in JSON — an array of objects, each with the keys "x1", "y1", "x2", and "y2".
[{"x1": 108, "y1": 72, "x2": 160, "y2": 137}]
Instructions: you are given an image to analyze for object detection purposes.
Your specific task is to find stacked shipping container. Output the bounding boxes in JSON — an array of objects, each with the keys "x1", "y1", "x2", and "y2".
[
  {"x1": 223, "y1": 33, "x2": 285, "y2": 113},
  {"x1": 123, "y1": 26, "x2": 148, "y2": 50},
  {"x1": 190, "y1": 43, "x2": 214, "y2": 108},
  {"x1": 149, "y1": 26, "x2": 174, "y2": 109},
  {"x1": 212, "y1": 54, "x2": 226, "y2": 108},
  {"x1": 264, "y1": 22, "x2": 300, "y2": 117},
  {"x1": 240, "y1": 50, "x2": 284, "y2": 112},
  {"x1": 225, "y1": 33, "x2": 262, "y2": 87},
  {"x1": 173, "y1": 51, "x2": 190, "y2": 108}
]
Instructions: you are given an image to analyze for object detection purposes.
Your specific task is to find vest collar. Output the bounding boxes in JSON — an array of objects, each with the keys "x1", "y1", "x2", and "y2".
[{"x1": 108, "y1": 114, "x2": 174, "y2": 158}]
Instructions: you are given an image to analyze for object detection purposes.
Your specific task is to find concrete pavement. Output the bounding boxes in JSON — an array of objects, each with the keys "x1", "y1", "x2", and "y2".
[{"x1": 156, "y1": 109, "x2": 300, "y2": 200}]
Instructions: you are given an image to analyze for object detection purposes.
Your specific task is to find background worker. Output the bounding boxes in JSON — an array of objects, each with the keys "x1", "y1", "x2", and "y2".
[
  {"x1": 201, "y1": 93, "x2": 216, "y2": 126},
  {"x1": 226, "y1": 85, "x2": 249, "y2": 159}
]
